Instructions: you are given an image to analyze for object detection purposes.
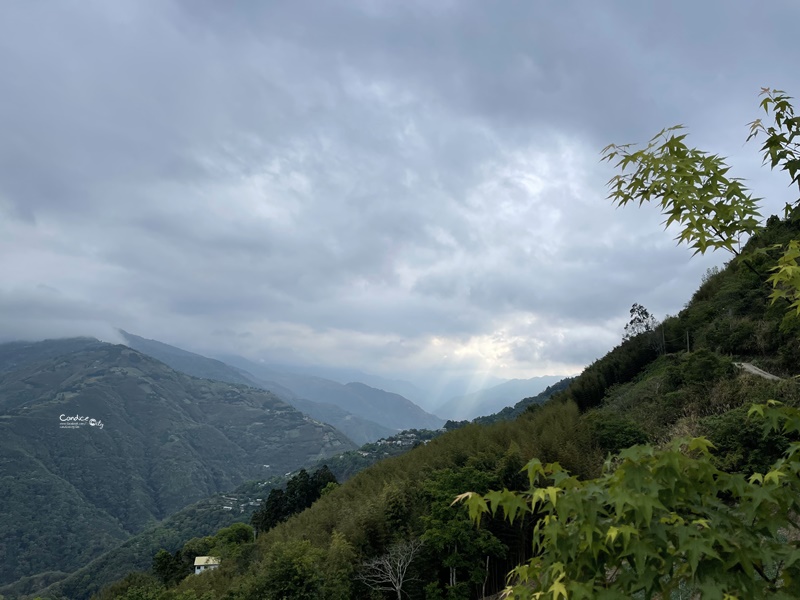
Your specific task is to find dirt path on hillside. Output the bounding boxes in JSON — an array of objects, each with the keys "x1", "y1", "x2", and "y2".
[{"x1": 734, "y1": 362, "x2": 782, "y2": 381}]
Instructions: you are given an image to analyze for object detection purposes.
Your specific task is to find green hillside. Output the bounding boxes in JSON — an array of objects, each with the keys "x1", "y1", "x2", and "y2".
[
  {"x1": 24, "y1": 427, "x2": 447, "y2": 600},
  {"x1": 0, "y1": 341, "x2": 354, "y2": 595},
  {"x1": 20, "y1": 488, "x2": 265, "y2": 600}
]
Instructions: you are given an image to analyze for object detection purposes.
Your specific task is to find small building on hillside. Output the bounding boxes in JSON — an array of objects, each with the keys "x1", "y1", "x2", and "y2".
[{"x1": 194, "y1": 556, "x2": 221, "y2": 575}]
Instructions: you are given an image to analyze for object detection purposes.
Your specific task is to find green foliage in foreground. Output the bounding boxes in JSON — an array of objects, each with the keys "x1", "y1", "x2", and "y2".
[
  {"x1": 460, "y1": 401, "x2": 800, "y2": 599},
  {"x1": 606, "y1": 88, "x2": 800, "y2": 322}
]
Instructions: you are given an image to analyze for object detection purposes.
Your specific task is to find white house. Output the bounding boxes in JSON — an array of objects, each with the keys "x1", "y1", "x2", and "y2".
[{"x1": 194, "y1": 556, "x2": 221, "y2": 575}]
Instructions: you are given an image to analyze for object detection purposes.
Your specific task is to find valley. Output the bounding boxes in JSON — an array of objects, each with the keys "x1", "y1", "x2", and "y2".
[{"x1": 0, "y1": 340, "x2": 354, "y2": 594}]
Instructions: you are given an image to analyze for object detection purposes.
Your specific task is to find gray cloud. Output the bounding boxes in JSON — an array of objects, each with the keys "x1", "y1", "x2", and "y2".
[{"x1": 1, "y1": 0, "x2": 798, "y2": 397}]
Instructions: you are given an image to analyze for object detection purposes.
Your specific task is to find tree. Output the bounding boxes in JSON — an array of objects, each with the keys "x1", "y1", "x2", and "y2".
[
  {"x1": 152, "y1": 548, "x2": 174, "y2": 585},
  {"x1": 285, "y1": 468, "x2": 313, "y2": 512},
  {"x1": 622, "y1": 303, "x2": 657, "y2": 341},
  {"x1": 251, "y1": 488, "x2": 288, "y2": 534},
  {"x1": 251, "y1": 467, "x2": 340, "y2": 534},
  {"x1": 311, "y1": 464, "x2": 338, "y2": 494},
  {"x1": 602, "y1": 127, "x2": 761, "y2": 258},
  {"x1": 421, "y1": 468, "x2": 507, "y2": 599},
  {"x1": 604, "y1": 88, "x2": 800, "y2": 310},
  {"x1": 322, "y1": 531, "x2": 358, "y2": 600},
  {"x1": 213, "y1": 522, "x2": 253, "y2": 547},
  {"x1": 98, "y1": 572, "x2": 163, "y2": 600},
  {"x1": 357, "y1": 538, "x2": 424, "y2": 600},
  {"x1": 255, "y1": 540, "x2": 324, "y2": 600},
  {"x1": 152, "y1": 548, "x2": 185, "y2": 586}
]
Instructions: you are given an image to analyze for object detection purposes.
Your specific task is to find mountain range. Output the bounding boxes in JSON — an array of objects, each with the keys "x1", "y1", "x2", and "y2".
[
  {"x1": 121, "y1": 331, "x2": 443, "y2": 442},
  {"x1": 434, "y1": 375, "x2": 568, "y2": 420},
  {"x1": 0, "y1": 338, "x2": 353, "y2": 591},
  {"x1": 0, "y1": 333, "x2": 558, "y2": 595}
]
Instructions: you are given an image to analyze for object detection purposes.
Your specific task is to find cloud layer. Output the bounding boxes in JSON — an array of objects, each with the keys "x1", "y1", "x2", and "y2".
[{"x1": 2, "y1": 1, "x2": 799, "y2": 397}]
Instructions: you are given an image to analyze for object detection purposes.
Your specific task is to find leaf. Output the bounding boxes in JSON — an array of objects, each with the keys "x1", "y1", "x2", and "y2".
[
  {"x1": 451, "y1": 492, "x2": 488, "y2": 526},
  {"x1": 544, "y1": 486, "x2": 562, "y2": 507},
  {"x1": 525, "y1": 458, "x2": 545, "y2": 486},
  {"x1": 764, "y1": 469, "x2": 787, "y2": 485},
  {"x1": 497, "y1": 489, "x2": 530, "y2": 525},
  {"x1": 547, "y1": 574, "x2": 568, "y2": 600},
  {"x1": 606, "y1": 526, "x2": 619, "y2": 544},
  {"x1": 687, "y1": 437, "x2": 716, "y2": 454},
  {"x1": 484, "y1": 489, "x2": 504, "y2": 517}
]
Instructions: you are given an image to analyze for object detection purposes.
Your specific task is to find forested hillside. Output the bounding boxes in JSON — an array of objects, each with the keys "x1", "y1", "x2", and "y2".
[
  {"x1": 81, "y1": 89, "x2": 800, "y2": 600},
  {"x1": 0, "y1": 340, "x2": 353, "y2": 596},
  {"x1": 27, "y1": 428, "x2": 446, "y2": 600}
]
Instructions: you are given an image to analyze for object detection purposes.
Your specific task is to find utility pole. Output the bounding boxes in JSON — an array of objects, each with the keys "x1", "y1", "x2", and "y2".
[{"x1": 686, "y1": 330, "x2": 690, "y2": 353}]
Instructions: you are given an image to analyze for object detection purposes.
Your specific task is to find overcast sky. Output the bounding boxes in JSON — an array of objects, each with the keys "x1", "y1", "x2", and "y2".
[{"x1": 1, "y1": 1, "x2": 799, "y2": 393}]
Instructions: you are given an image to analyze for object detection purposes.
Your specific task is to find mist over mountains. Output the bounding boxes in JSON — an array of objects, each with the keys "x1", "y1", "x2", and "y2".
[
  {"x1": 119, "y1": 330, "x2": 566, "y2": 424},
  {"x1": 435, "y1": 375, "x2": 568, "y2": 420},
  {"x1": 120, "y1": 331, "x2": 443, "y2": 442}
]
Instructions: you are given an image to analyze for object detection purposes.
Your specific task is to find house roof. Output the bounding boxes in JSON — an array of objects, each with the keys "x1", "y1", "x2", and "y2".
[{"x1": 194, "y1": 556, "x2": 221, "y2": 566}]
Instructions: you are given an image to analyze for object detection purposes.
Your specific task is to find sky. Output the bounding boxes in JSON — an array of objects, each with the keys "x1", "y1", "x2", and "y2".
[{"x1": 1, "y1": 1, "x2": 799, "y2": 398}]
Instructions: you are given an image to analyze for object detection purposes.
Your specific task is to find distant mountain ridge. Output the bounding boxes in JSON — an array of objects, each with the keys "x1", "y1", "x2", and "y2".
[
  {"x1": 117, "y1": 334, "x2": 443, "y2": 434},
  {"x1": 472, "y1": 377, "x2": 575, "y2": 425},
  {"x1": 119, "y1": 331, "x2": 395, "y2": 444},
  {"x1": 0, "y1": 338, "x2": 353, "y2": 591},
  {"x1": 221, "y1": 353, "x2": 443, "y2": 431},
  {"x1": 252, "y1": 362, "x2": 428, "y2": 407},
  {"x1": 436, "y1": 375, "x2": 568, "y2": 420}
]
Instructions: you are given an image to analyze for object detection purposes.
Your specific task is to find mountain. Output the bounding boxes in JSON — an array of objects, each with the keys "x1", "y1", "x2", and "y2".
[
  {"x1": 117, "y1": 331, "x2": 257, "y2": 387},
  {"x1": 435, "y1": 375, "x2": 568, "y2": 420},
  {"x1": 286, "y1": 396, "x2": 395, "y2": 444},
  {"x1": 0, "y1": 338, "x2": 354, "y2": 591},
  {"x1": 472, "y1": 377, "x2": 574, "y2": 425},
  {"x1": 26, "y1": 427, "x2": 445, "y2": 600},
  {"x1": 119, "y1": 331, "x2": 394, "y2": 444},
  {"x1": 220, "y1": 354, "x2": 444, "y2": 431},
  {"x1": 247, "y1": 362, "x2": 429, "y2": 408},
  {"x1": 341, "y1": 381, "x2": 444, "y2": 430},
  {"x1": 20, "y1": 486, "x2": 263, "y2": 600}
]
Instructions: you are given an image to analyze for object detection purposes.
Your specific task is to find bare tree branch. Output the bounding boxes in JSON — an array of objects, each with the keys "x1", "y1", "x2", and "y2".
[{"x1": 357, "y1": 538, "x2": 424, "y2": 600}]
